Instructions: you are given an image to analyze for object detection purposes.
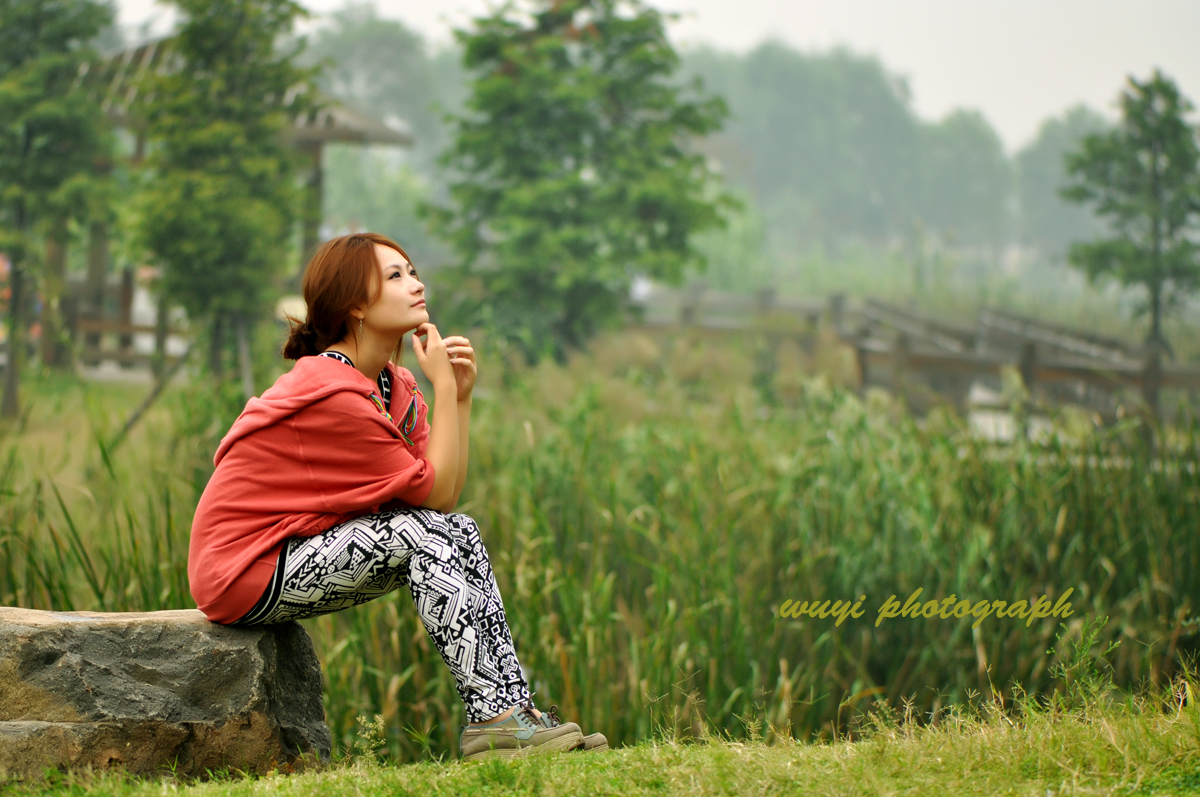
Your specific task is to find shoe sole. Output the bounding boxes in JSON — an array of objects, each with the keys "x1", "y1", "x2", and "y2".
[{"x1": 463, "y1": 730, "x2": 585, "y2": 761}]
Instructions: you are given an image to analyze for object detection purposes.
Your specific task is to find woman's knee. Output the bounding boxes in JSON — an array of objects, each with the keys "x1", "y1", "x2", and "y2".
[{"x1": 456, "y1": 514, "x2": 491, "y2": 549}]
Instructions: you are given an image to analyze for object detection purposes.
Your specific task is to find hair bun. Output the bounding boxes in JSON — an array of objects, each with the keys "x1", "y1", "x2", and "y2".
[{"x1": 282, "y1": 316, "x2": 320, "y2": 360}]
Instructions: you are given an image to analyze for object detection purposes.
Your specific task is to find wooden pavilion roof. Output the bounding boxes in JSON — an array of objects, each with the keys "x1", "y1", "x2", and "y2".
[{"x1": 80, "y1": 36, "x2": 414, "y2": 149}]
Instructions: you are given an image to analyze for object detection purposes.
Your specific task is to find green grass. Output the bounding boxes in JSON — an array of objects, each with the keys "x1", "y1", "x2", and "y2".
[
  {"x1": 5, "y1": 659, "x2": 1199, "y2": 796},
  {"x1": 1, "y1": 326, "x2": 1198, "y2": 766}
]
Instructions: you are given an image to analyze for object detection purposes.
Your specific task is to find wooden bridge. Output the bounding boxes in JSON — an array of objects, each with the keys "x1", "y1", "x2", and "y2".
[{"x1": 627, "y1": 283, "x2": 1200, "y2": 423}]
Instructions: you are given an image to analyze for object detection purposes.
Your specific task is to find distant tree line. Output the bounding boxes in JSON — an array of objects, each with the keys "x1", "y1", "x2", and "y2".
[
  {"x1": 2, "y1": 0, "x2": 1198, "y2": 418},
  {"x1": 305, "y1": 19, "x2": 1124, "y2": 262},
  {"x1": 680, "y1": 43, "x2": 1110, "y2": 256},
  {"x1": 266, "y1": 10, "x2": 1200, "y2": 355}
]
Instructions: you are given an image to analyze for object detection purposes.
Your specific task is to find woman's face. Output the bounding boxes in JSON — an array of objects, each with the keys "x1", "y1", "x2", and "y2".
[{"x1": 361, "y1": 242, "x2": 428, "y2": 335}]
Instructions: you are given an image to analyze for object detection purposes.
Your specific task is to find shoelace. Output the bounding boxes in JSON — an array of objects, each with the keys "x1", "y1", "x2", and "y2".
[
  {"x1": 517, "y1": 704, "x2": 543, "y2": 727},
  {"x1": 519, "y1": 701, "x2": 562, "y2": 728}
]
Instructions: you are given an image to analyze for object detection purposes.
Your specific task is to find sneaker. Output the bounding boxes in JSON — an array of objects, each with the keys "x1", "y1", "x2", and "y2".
[
  {"x1": 460, "y1": 705, "x2": 584, "y2": 761},
  {"x1": 536, "y1": 704, "x2": 609, "y2": 752}
]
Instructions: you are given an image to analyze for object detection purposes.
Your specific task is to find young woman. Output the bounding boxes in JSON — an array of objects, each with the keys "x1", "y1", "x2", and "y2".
[{"x1": 187, "y1": 232, "x2": 605, "y2": 761}]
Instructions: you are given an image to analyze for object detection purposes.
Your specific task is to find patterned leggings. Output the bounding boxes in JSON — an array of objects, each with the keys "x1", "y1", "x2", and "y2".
[{"x1": 234, "y1": 508, "x2": 531, "y2": 723}]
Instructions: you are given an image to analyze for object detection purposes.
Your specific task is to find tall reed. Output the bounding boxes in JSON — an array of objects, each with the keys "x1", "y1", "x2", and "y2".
[{"x1": 1, "y1": 336, "x2": 1196, "y2": 764}]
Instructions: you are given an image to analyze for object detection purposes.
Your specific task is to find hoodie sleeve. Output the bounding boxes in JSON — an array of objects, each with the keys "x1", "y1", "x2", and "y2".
[{"x1": 290, "y1": 390, "x2": 436, "y2": 512}]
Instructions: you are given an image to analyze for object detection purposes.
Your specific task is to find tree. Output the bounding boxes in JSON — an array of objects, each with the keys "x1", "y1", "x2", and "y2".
[
  {"x1": 321, "y1": 144, "x2": 452, "y2": 267},
  {"x1": 1062, "y1": 71, "x2": 1200, "y2": 350},
  {"x1": 300, "y1": 2, "x2": 466, "y2": 177},
  {"x1": 427, "y1": 0, "x2": 734, "y2": 364},
  {"x1": 1016, "y1": 105, "x2": 1109, "y2": 258},
  {"x1": 0, "y1": 0, "x2": 113, "y2": 418},
  {"x1": 137, "y1": 0, "x2": 316, "y2": 382},
  {"x1": 682, "y1": 42, "x2": 923, "y2": 246},
  {"x1": 917, "y1": 109, "x2": 1013, "y2": 248}
]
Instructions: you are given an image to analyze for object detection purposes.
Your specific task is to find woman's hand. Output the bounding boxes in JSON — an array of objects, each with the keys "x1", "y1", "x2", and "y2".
[
  {"x1": 443, "y1": 335, "x2": 477, "y2": 401},
  {"x1": 411, "y1": 323, "x2": 454, "y2": 389}
]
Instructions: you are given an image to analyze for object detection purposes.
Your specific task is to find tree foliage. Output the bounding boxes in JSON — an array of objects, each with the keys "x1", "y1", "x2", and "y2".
[
  {"x1": 1016, "y1": 105, "x2": 1109, "y2": 258},
  {"x1": 321, "y1": 145, "x2": 450, "y2": 267},
  {"x1": 300, "y1": 2, "x2": 466, "y2": 176},
  {"x1": 0, "y1": 0, "x2": 113, "y2": 416},
  {"x1": 427, "y1": 0, "x2": 734, "y2": 364},
  {"x1": 137, "y1": 0, "x2": 315, "y2": 371},
  {"x1": 680, "y1": 43, "x2": 1014, "y2": 250},
  {"x1": 1062, "y1": 71, "x2": 1200, "y2": 348},
  {"x1": 917, "y1": 109, "x2": 1013, "y2": 248},
  {"x1": 683, "y1": 43, "x2": 920, "y2": 245}
]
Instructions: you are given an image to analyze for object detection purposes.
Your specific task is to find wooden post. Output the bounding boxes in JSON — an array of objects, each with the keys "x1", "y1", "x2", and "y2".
[
  {"x1": 829, "y1": 293, "x2": 845, "y2": 334},
  {"x1": 1142, "y1": 343, "x2": 1162, "y2": 424},
  {"x1": 1018, "y1": 342, "x2": 1037, "y2": 393},
  {"x1": 1, "y1": 256, "x2": 26, "y2": 419},
  {"x1": 153, "y1": 292, "x2": 169, "y2": 383},
  {"x1": 755, "y1": 286, "x2": 775, "y2": 315},
  {"x1": 83, "y1": 221, "x2": 109, "y2": 364},
  {"x1": 1017, "y1": 342, "x2": 1037, "y2": 440},
  {"x1": 753, "y1": 332, "x2": 777, "y2": 405},
  {"x1": 680, "y1": 302, "x2": 696, "y2": 326},
  {"x1": 40, "y1": 222, "x2": 68, "y2": 368},
  {"x1": 853, "y1": 338, "x2": 868, "y2": 393},
  {"x1": 891, "y1": 332, "x2": 909, "y2": 401},
  {"x1": 118, "y1": 266, "x2": 134, "y2": 363},
  {"x1": 680, "y1": 283, "x2": 705, "y2": 326}
]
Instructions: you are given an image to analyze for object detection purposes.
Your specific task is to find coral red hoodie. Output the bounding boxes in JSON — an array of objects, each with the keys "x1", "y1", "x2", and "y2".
[{"x1": 188, "y1": 355, "x2": 435, "y2": 624}]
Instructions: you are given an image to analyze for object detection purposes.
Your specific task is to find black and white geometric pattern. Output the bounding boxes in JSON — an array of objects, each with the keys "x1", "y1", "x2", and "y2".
[
  {"x1": 234, "y1": 508, "x2": 531, "y2": 722},
  {"x1": 318, "y1": 349, "x2": 391, "y2": 406}
]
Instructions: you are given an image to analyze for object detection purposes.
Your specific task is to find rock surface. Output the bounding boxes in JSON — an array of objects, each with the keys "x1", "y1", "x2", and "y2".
[{"x1": 0, "y1": 608, "x2": 331, "y2": 780}]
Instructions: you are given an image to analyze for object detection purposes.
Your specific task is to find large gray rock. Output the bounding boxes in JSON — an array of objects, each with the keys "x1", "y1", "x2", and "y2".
[{"x1": 0, "y1": 608, "x2": 331, "y2": 780}]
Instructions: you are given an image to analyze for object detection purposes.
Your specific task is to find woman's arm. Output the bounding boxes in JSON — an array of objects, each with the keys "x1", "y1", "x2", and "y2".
[
  {"x1": 411, "y1": 324, "x2": 459, "y2": 513},
  {"x1": 420, "y1": 381, "x2": 460, "y2": 512},
  {"x1": 441, "y1": 333, "x2": 477, "y2": 514},
  {"x1": 447, "y1": 396, "x2": 471, "y2": 512}
]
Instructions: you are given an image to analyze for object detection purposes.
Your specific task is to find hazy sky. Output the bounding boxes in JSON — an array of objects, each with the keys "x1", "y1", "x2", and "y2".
[{"x1": 115, "y1": 0, "x2": 1200, "y2": 153}]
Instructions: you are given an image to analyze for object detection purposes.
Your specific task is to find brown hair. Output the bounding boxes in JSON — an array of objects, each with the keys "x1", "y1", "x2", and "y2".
[{"x1": 282, "y1": 232, "x2": 413, "y2": 361}]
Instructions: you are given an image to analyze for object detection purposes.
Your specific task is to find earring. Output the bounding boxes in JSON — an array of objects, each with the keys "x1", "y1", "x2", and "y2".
[{"x1": 358, "y1": 317, "x2": 363, "y2": 342}]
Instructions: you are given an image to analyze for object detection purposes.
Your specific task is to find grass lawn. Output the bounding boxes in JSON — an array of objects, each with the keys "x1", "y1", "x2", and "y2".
[{"x1": 6, "y1": 686, "x2": 1199, "y2": 797}]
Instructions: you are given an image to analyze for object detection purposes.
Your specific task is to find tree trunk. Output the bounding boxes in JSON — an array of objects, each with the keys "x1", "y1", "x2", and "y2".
[
  {"x1": 83, "y1": 221, "x2": 109, "y2": 360},
  {"x1": 1149, "y1": 279, "x2": 1164, "y2": 347},
  {"x1": 235, "y1": 312, "x2": 255, "y2": 401},
  {"x1": 1147, "y1": 138, "x2": 1165, "y2": 350},
  {"x1": 153, "y1": 292, "x2": 169, "y2": 383},
  {"x1": 117, "y1": 266, "x2": 134, "y2": 362},
  {"x1": 2, "y1": 257, "x2": 25, "y2": 419},
  {"x1": 40, "y1": 219, "x2": 69, "y2": 368},
  {"x1": 297, "y1": 144, "x2": 323, "y2": 288},
  {"x1": 209, "y1": 311, "x2": 225, "y2": 380}
]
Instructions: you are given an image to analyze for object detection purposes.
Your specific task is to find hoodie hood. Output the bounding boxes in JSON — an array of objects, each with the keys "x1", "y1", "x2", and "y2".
[{"x1": 214, "y1": 356, "x2": 383, "y2": 466}]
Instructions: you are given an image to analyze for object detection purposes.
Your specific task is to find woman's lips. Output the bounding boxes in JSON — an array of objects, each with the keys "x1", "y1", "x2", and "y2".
[{"x1": 413, "y1": 301, "x2": 426, "y2": 307}]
